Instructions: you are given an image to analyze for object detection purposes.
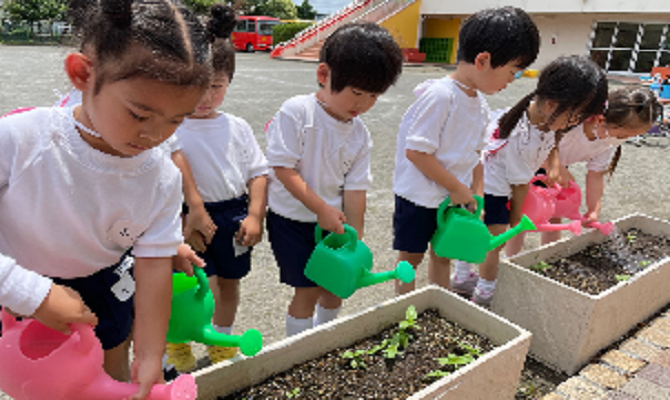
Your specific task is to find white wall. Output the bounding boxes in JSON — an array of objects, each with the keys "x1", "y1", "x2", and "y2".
[
  {"x1": 421, "y1": 0, "x2": 670, "y2": 15},
  {"x1": 532, "y1": 13, "x2": 670, "y2": 69}
]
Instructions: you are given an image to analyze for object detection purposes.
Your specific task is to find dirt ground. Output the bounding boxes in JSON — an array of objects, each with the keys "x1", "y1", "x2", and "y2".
[{"x1": 0, "y1": 47, "x2": 668, "y2": 399}]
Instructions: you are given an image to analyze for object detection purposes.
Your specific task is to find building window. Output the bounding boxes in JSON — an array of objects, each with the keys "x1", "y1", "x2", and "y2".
[{"x1": 589, "y1": 22, "x2": 669, "y2": 73}]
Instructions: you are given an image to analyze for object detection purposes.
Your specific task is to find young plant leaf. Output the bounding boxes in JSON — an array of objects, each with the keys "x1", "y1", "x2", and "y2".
[
  {"x1": 437, "y1": 353, "x2": 474, "y2": 366},
  {"x1": 424, "y1": 370, "x2": 451, "y2": 380},
  {"x1": 615, "y1": 274, "x2": 630, "y2": 282}
]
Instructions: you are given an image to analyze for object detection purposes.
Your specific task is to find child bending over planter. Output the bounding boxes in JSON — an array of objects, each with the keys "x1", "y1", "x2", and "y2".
[
  {"x1": 0, "y1": 0, "x2": 214, "y2": 397},
  {"x1": 164, "y1": 4, "x2": 270, "y2": 371},
  {"x1": 392, "y1": 6, "x2": 540, "y2": 296},
  {"x1": 265, "y1": 22, "x2": 403, "y2": 337},
  {"x1": 505, "y1": 86, "x2": 663, "y2": 253},
  {"x1": 452, "y1": 55, "x2": 608, "y2": 307}
]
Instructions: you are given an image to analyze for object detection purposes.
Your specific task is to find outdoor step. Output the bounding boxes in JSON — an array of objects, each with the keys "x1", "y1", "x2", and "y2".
[{"x1": 620, "y1": 377, "x2": 670, "y2": 400}]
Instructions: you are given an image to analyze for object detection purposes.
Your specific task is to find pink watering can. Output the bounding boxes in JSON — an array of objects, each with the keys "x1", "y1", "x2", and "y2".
[
  {"x1": 552, "y1": 180, "x2": 615, "y2": 235},
  {"x1": 521, "y1": 176, "x2": 582, "y2": 235},
  {"x1": 0, "y1": 310, "x2": 197, "y2": 400}
]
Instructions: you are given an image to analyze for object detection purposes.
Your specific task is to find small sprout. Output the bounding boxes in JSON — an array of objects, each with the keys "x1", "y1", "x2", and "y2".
[
  {"x1": 341, "y1": 349, "x2": 367, "y2": 369},
  {"x1": 286, "y1": 387, "x2": 300, "y2": 398},
  {"x1": 367, "y1": 339, "x2": 388, "y2": 355},
  {"x1": 615, "y1": 274, "x2": 630, "y2": 282},
  {"x1": 639, "y1": 260, "x2": 651, "y2": 267},
  {"x1": 458, "y1": 342, "x2": 482, "y2": 357},
  {"x1": 627, "y1": 234, "x2": 637, "y2": 243},
  {"x1": 529, "y1": 261, "x2": 552, "y2": 274},
  {"x1": 423, "y1": 370, "x2": 451, "y2": 380},
  {"x1": 399, "y1": 305, "x2": 420, "y2": 330},
  {"x1": 437, "y1": 353, "x2": 475, "y2": 367}
]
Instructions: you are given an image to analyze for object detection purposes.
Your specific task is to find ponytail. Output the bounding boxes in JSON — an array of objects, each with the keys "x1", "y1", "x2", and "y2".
[
  {"x1": 606, "y1": 145, "x2": 622, "y2": 178},
  {"x1": 498, "y1": 91, "x2": 535, "y2": 139}
]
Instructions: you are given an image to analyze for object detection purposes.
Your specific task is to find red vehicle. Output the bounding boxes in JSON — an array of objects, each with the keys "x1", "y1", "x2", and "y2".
[{"x1": 232, "y1": 16, "x2": 281, "y2": 52}]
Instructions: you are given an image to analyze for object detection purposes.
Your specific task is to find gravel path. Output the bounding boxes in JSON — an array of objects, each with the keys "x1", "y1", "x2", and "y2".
[{"x1": 0, "y1": 47, "x2": 668, "y2": 399}]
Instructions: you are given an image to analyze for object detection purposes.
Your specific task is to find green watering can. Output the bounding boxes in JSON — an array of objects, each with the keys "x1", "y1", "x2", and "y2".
[
  {"x1": 167, "y1": 267, "x2": 263, "y2": 357},
  {"x1": 304, "y1": 224, "x2": 415, "y2": 299},
  {"x1": 431, "y1": 195, "x2": 536, "y2": 264}
]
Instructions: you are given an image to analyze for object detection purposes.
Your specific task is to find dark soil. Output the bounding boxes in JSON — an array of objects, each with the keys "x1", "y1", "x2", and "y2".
[
  {"x1": 515, "y1": 357, "x2": 569, "y2": 399},
  {"x1": 221, "y1": 309, "x2": 495, "y2": 399},
  {"x1": 530, "y1": 228, "x2": 670, "y2": 295}
]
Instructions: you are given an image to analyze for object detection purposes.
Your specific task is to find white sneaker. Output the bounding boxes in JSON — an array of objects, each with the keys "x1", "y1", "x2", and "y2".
[{"x1": 450, "y1": 272, "x2": 479, "y2": 295}]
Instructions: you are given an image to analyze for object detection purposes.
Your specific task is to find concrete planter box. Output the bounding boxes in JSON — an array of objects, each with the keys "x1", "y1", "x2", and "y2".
[
  {"x1": 492, "y1": 213, "x2": 670, "y2": 375},
  {"x1": 193, "y1": 286, "x2": 531, "y2": 400}
]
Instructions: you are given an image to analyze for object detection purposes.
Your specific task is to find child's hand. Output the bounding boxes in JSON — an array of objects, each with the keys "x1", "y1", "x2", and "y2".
[
  {"x1": 183, "y1": 206, "x2": 217, "y2": 245},
  {"x1": 172, "y1": 243, "x2": 205, "y2": 276},
  {"x1": 129, "y1": 353, "x2": 164, "y2": 400},
  {"x1": 30, "y1": 284, "x2": 98, "y2": 335},
  {"x1": 236, "y1": 215, "x2": 263, "y2": 247},
  {"x1": 317, "y1": 205, "x2": 347, "y2": 234},
  {"x1": 450, "y1": 185, "x2": 475, "y2": 208},
  {"x1": 582, "y1": 210, "x2": 600, "y2": 227},
  {"x1": 185, "y1": 230, "x2": 207, "y2": 253}
]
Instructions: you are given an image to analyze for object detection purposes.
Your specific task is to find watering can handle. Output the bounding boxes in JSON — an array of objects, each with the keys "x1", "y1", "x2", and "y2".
[
  {"x1": 193, "y1": 266, "x2": 209, "y2": 301},
  {"x1": 314, "y1": 224, "x2": 359, "y2": 251},
  {"x1": 530, "y1": 175, "x2": 562, "y2": 193},
  {"x1": 436, "y1": 195, "x2": 484, "y2": 229},
  {"x1": 1, "y1": 308, "x2": 17, "y2": 332}
]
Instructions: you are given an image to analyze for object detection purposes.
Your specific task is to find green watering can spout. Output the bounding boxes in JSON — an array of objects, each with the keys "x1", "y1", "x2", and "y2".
[
  {"x1": 201, "y1": 327, "x2": 263, "y2": 357},
  {"x1": 357, "y1": 261, "x2": 415, "y2": 289},
  {"x1": 168, "y1": 267, "x2": 263, "y2": 356},
  {"x1": 489, "y1": 215, "x2": 537, "y2": 250}
]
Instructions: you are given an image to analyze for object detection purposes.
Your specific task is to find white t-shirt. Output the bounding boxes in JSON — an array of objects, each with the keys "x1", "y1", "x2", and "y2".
[
  {"x1": 558, "y1": 123, "x2": 615, "y2": 172},
  {"x1": 0, "y1": 254, "x2": 52, "y2": 316},
  {"x1": 483, "y1": 111, "x2": 557, "y2": 197},
  {"x1": 266, "y1": 94, "x2": 372, "y2": 222},
  {"x1": 0, "y1": 107, "x2": 184, "y2": 280},
  {"x1": 393, "y1": 77, "x2": 490, "y2": 208},
  {"x1": 175, "y1": 113, "x2": 269, "y2": 203}
]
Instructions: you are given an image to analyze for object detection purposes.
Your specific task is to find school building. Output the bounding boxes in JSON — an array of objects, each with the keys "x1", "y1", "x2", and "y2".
[{"x1": 378, "y1": 0, "x2": 670, "y2": 75}]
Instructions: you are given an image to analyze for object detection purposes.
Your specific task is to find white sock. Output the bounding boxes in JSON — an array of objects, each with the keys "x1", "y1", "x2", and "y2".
[
  {"x1": 212, "y1": 325, "x2": 233, "y2": 335},
  {"x1": 314, "y1": 304, "x2": 341, "y2": 327},
  {"x1": 476, "y1": 278, "x2": 497, "y2": 293},
  {"x1": 286, "y1": 314, "x2": 313, "y2": 337},
  {"x1": 454, "y1": 261, "x2": 475, "y2": 281}
]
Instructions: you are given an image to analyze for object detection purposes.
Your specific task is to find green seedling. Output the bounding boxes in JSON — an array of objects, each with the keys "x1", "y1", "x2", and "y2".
[
  {"x1": 639, "y1": 260, "x2": 651, "y2": 267},
  {"x1": 627, "y1": 233, "x2": 637, "y2": 243},
  {"x1": 367, "y1": 339, "x2": 388, "y2": 355},
  {"x1": 399, "y1": 305, "x2": 420, "y2": 330},
  {"x1": 458, "y1": 341, "x2": 482, "y2": 357},
  {"x1": 341, "y1": 349, "x2": 367, "y2": 369},
  {"x1": 423, "y1": 370, "x2": 451, "y2": 380},
  {"x1": 425, "y1": 341, "x2": 483, "y2": 380},
  {"x1": 286, "y1": 387, "x2": 300, "y2": 398},
  {"x1": 529, "y1": 261, "x2": 552, "y2": 274},
  {"x1": 615, "y1": 274, "x2": 630, "y2": 282},
  {"x1": 437, "y1": 353, "x2": 475, "y2": 367}
]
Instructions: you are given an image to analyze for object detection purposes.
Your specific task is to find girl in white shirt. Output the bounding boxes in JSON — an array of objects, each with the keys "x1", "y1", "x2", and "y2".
[
  {"x1": 533, "y1": 86, "x2": 662, "y2": 246},
  {"x1": 451, "y1": 56, "x2": 608, "y2": 307},
  {"x1": 0, "y1": 1, "x2": 212, "y2": 398}
]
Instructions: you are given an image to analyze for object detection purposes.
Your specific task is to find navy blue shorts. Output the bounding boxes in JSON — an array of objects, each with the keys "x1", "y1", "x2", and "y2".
[
  {"x1": 52, "y1": 252, "x2": 135, "y2": 350},
  {"x1": 199, "y1": 195, "x2": 252, "y2": 280},
  {"x1": 393, "y1": 195, "x2": 439, "y2": 254},
  {"x1": 267, "y1": 210, "x2": 330, "y2": 288},
  {"x1": 483, "y1": 193, "x2": 510, "y2": 225}
]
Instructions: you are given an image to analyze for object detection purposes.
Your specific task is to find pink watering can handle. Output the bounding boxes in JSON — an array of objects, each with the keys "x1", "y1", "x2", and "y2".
[
  {"x1": 1, "y1": 308, "x2": 17, "y2": 333},
  {"x1": 584, "y1": 220, "x2": 615, "y2": 235},
  {"x1": 529, "y1": 175, "x2": 562, "y2": 195}
]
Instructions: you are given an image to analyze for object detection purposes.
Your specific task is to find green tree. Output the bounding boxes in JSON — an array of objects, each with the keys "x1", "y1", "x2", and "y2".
[
  {"x1": 255, "y1": 0, "x2": 297, "y2": 19},
  {"x1": 3, "y1": 0, "x2": 67, "y2": 34},
  {"x1": 182, "y1": 0, "x2": 219, "y2": 15},
  {"x1": 295, "y1": 0, "x2": 316, "y2": 20}
]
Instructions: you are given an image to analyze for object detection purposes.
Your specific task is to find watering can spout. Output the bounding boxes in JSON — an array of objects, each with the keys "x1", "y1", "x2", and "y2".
[
  {"x1": 201, "y1": 327, "x2": 263, "y2": 357},
  {"x1": 489, "y1": 215, "x2": 536, "y2": 250},
  {"x1": 357, "y1": 261, "x2": 415, "y2": 289}
]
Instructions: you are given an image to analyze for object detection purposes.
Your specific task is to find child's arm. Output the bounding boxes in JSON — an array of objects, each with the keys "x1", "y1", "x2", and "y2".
[
  {"x1": 237, "y1": 175, "x2": 268, "y2": 247},
  {"x1": 584, "y1": 170, "x2": 606, "y2": 224},
  {"x1": 130, "y1": 256, "x2": 172, "y2": 400},
  {"x1": 343, "y1": 190, "x2": 366, "y2": 239},
  {"x1": 471, "y1": 160, "x2": 484, "y2": 197},
  {"x1": 274, "y1": 167, "x2": 346, "y2": 234},
  {"x1": 0, "y1": 254, "x2": 97, "y2": 333},
  {"x1": 406, "y1": 150, "x2": 474, "y2": 205},
  {"x1": 171, "y1": 150, "x2": 217, "y2": 244},
  {"x1": 509, "y1": 183, "x2": 530, "y2": 227}
]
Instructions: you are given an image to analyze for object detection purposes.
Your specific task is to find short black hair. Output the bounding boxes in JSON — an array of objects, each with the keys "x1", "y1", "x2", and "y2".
[
  {"x1": 457, "y1": 6, "x2": 540, "y2": 70},
  {"x1": 319, "y1": 22, "x2": 403, "y2": 94}
]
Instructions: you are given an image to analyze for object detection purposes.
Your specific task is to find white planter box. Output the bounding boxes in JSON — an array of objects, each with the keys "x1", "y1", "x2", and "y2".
[
  {"x1": 492, "y1": 213, "x2": 670, "y2": 375},
  {"x1": 193, "y1": 286, "x2": 531, "y2": 400}
]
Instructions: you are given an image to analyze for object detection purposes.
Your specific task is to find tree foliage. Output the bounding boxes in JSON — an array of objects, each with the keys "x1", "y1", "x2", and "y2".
[
  {"x1": 295, "y1": 0, "x2": 316, "y2": 20},
  {"x1": 3, "y1": 0, "x2": 67, "y2": 25},
  {"x1": 182, "y1": 0, "x2": 219, "y2": 15},
  {"x1": 255, "y1": 0, "x2": 297, "y2": 19}
]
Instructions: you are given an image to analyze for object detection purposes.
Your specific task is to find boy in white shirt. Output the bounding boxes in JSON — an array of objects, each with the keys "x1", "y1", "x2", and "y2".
[
  {"x1": 266, "y1": 22, "x2": 403, "y2": 337},
  {"x1": 165, "y1": 5, "x2": 269, "y2": 371},
  {"x1": 393, "y1": 6, "x2": 540, "y2": 296}
]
